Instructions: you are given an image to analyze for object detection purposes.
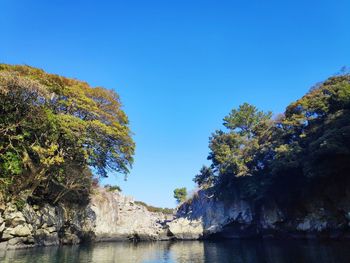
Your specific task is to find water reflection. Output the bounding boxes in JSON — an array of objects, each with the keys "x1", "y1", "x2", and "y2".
[{"x1": 1, "y1": 240, "x2": 350, "y2": 263}]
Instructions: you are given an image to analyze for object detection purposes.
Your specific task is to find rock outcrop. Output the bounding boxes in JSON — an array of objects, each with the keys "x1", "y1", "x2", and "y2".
[
  {"x1": 3, "y1": 185, "x2": 350, "y2": 250},
  {"x1": 167, "y1": 191, "x2": 254, "y2": 239},
  {"x1": 0, "y1": 188, "x2": 173, "y2": 250},
  {"x1": 168, "y1": 189, "x2": 350, "y2": 239},
  {"x1": 90, "y1": 188, "x2": 172, "y2": 241}
]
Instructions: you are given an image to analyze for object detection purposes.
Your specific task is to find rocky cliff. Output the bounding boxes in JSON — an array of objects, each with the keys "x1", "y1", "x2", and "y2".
[
  {"x1": 90, "y1": 188, "x2": 172, "y2": 241},
  {"x1": 0, "y1": 188, "x2": 173, "y2": 250},
  {"x1": 168, "y1": 189, "x2": 350, "y2": 240},
  {"x1": 3, "y1": 185, "x2": 350, "y2": 250}
]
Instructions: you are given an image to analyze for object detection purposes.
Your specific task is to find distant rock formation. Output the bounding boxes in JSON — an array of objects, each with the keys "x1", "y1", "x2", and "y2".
[{"x1": 90, "y1": 188, "x2": 173, "y2": 241}]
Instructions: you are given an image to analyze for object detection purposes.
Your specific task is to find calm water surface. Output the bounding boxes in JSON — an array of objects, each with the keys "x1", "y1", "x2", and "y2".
[{"x1": 1, "y1": 240, "x2": 350, "y2": 263}]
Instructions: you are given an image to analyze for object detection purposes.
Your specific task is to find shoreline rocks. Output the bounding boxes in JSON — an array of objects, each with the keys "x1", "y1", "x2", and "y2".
[
  {"x1": 171, "y1": 189, "x2": 350, "y2": 240},
  {"x1": 0, "y1": 188, "x2": 174, "y2": 250},
  {"x1": 2, "y1": 187, "x2": 350, "y2": 250}
]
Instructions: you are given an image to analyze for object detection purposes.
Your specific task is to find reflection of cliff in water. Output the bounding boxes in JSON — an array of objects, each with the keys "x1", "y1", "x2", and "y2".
[
  {"x1": 2, "y1": 240, "x2": 350, "y2": 263},
  {"x1": 169, "y1": 241, "x2": 205, "y2": 263},
  {"x1": 203, "y1": 240, "x2": 350, "y2": 263},
  {"x1": 89, "y1": 241, "x2": 206, "y2": 263},
  {"x1": 0, "y1": 241, "x2": 205, "y2": 263}
]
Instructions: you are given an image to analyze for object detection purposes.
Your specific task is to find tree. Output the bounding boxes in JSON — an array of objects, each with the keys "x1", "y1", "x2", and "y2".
[
  {"x1": 208, "y1": 103, "x2": 273, "y2": 178},
  {"x1": 193, "y1": 72, "x2": 350, "y2": 203},
  {"x1": 193, "y1": 165, "x2": 215, "y2": 188},
  {"x1": 223, "y1": 103, "x2": 272, "y2": 138},
  {"x1": 173, "y1": 187, "x2": 187, "y2": 204},
  {"x1": 277, "y1": 74, "x2": 350, "y2": 179},
  {"x1": 0, "y1": 64, "x2": 135, "y2": 204}
]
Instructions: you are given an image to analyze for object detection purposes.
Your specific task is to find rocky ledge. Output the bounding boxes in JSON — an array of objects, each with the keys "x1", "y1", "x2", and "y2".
[
  {"x1": 3, "y1": 186, "x2": 350, "y2": 250},
  {"x1": 168, "y1": 189, "x2": 350, "y2": 240},
  {"x1": 0, "y1": 188, "x2": 174, "y2": 250}
]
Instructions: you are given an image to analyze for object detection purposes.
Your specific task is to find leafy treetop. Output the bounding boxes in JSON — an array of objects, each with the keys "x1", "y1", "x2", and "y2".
[{"x1": 0, "y1": 64, "x2": 135, "y2": 205}]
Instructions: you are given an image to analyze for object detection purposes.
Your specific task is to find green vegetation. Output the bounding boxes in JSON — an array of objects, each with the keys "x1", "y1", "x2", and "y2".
[
  {"x1": 194, "y1": 73, "x2": 350, "y2": 204},
  {"x1": 134, "y1": 201, "x2": 174, "y2": 215},
  {"x1": 1, "y1": 63, "x2": 349, "y2": 213},
  {"x1": 0, "y1": 64, "x2": 135, "y2": 205},
  {"x1": 193, "y1": 165, "x2": 215, "y2": 188},
  {"x1": 104, "y1": 184, "x2": 122, "y2": 192},
  {"x1": 173, "y1": 187, "x2": 187, "y2": 204}
]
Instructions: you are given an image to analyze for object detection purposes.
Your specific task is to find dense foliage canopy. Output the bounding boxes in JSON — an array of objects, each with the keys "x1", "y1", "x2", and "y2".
[
  {"x1": 0, "y1": 64, "x2": 135, "y2": 205},
  {"x1": 194, "y1": 73, "x2": 350, "y2": 204}
]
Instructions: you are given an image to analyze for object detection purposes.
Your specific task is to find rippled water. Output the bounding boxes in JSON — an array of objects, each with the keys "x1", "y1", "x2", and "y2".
[{"x1": 1, "y1": 240, "x2": 350, "y2": 263}]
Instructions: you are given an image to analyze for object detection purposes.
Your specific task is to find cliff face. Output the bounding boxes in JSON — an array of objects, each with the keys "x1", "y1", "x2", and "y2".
[
  {"x1": 0, "y1": 202, "x2": 92, "y2": 250},
  {"x1": 90, "y1": 188, "x2": 172, "y2": 241},
  {"x1": 168, "y1": 189, "x2": 350, "y2": 240},
  {"x1": 3, "y1": 185, "x2": 350, "y2": 250},
  {"x1": 0, "y1": 188, "x2": 173, "y2": 250},
  {"x1": 168, "y1": 191, "x2": 253, "y2": 239}
]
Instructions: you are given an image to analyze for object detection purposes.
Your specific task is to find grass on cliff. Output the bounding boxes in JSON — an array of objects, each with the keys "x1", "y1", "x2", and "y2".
[{"x1": 134, "y1": 201, "x2": 174, "y2": 215}]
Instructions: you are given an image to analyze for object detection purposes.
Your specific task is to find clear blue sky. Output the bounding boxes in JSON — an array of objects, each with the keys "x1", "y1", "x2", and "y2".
[{"x1": 1, "y1": 0, "x2": 350, "y2": 207}]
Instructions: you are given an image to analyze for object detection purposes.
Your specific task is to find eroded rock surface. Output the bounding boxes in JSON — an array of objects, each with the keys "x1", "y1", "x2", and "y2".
[
  {"x1": 168, "y1": 189, "x2": 350, "y2": 239},
  {"x1": 90, "y1": 188, "x2": 172, "y2": 241},
  {"x1": 3, "y1": 185, "x2": 350, "y2": 250},
  {"x1": 0, "y1": 188, "x2": 173, "y2": 250}
]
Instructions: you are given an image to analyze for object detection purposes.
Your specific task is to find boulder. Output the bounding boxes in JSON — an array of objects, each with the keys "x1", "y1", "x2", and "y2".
[
  {"x1": 40, "y1": 205, "x2": 58, "y2": 227},
  {"x1": 11, "y1": 225, "x2": 32, "y2": 237},
  {"x1": 167, "y1": 218, "x2": 203, "y2": 239},
  {"x1": 34, "y1": 229, "x2": 59, "y2": 246},
  {"x1": 46, "y1": 226, "x2": 56, "y2": 233},
  {"x1": 8, "y1": 212, "x2": 26, "y2": 227},
  {"x1": 22, "y1": 204, "x2": 41, "y2": 228},
  {"x1": 1, "y1": 228, "x2": 14, "y2": 241}
]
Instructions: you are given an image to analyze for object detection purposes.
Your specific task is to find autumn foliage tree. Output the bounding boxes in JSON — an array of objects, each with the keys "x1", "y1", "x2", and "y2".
[{"x1": 0, "y1": 64, "x2": 135, "y2": 205}]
